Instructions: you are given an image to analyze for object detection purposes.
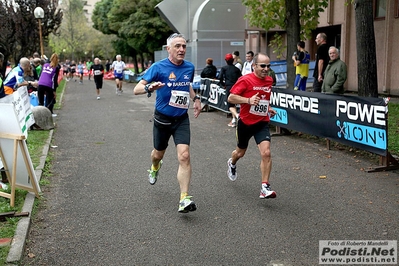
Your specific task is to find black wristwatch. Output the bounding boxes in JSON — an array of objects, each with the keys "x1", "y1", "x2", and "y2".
[
  {"x1": 144, "y1": 84, "x2": 152, "y2": 97},
  {"x1": 193, "y1": 95, "x2": 200, "y2": 101}
]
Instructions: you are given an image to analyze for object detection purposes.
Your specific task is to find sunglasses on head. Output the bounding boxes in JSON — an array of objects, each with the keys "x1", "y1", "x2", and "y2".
[{"x1": 256, "y1": 63, "x2": 271, "y2": 69}]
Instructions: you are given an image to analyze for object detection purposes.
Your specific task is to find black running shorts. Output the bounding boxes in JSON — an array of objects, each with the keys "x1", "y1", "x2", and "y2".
[
  {"x1": 153, "y1": 110, "x2": 190, "y2": 151},
  {"x1": 236, "y1": 118, "x2": 271, "y2": 149}
]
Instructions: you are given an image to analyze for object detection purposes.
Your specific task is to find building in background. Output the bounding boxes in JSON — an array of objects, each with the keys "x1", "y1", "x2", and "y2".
[
  {"x1": 156, "y1": 0, "x2": 399, "y2": 96},
  {"x1": 82, "y1": 0, "x2": 100, "y2": 24}
]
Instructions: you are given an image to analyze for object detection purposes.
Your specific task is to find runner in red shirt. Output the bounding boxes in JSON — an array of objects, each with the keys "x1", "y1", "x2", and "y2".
[{"x1": 226, "y1": 53, "x2": 277, "y2": 199}]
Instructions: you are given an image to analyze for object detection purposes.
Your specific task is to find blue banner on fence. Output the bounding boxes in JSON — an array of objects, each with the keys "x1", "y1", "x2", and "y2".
[
  {"x1": 270, "y1": 88, "x2": 387, "y2": 156},
  {"x1": 199, "y1": 80, "x2": 388, "y2": 156}
]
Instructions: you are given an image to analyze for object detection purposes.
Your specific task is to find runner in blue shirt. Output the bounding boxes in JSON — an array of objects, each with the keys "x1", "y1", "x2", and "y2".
[
  {"x1": 133, "y1": 33, "x2": 201, "y2": 213},
  {"x1": 110, "y1": 55, "x2": 127, "y2": 95}
]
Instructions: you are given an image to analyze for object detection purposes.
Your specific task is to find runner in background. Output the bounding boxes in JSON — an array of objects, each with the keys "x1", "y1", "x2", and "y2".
[
  {"x1": 110, "y1": 55, "x2": 127, "y2": 96},
  {"x1": 90, "y1": 57, "x2": 105, "y2": 100}
]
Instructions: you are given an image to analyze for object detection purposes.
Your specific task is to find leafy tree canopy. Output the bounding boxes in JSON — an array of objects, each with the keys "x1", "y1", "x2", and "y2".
[
  {"x1": 243, "y1": 0, "x2": 328, "y2": 40},
  {"x1": 0, "y1": 0, "x2": 62, "y2": 70},
  {"x1": 243, "y1": 0, "x2": 328, "y2": 58},
  {"x1": 92, "y1": 0, "x2": 172, "y2": 56},
  {"x1": 49, "y1": 0, "x2": 116, "y2": 62}
]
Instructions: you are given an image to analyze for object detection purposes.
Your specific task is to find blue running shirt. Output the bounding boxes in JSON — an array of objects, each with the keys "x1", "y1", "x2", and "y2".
[{"x1": 143, "y1": 58, "x2": 195, "y2": 117}]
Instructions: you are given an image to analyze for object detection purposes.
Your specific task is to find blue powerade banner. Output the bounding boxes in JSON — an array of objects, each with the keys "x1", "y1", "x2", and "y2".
[{"x1": 270, "y1": 88, "x2": 388, "y2": 156}]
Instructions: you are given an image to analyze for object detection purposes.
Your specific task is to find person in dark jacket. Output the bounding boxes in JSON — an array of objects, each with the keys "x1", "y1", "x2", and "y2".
[
  {"x1": 321, "y1": 46, "x2": 347, "y2": 94},
  {"x1": 219, "y1": 53, "x2": 242, "y2": 127},
  {"x1": 200, "y1": 58, "x2": 217, "y2": 79}
]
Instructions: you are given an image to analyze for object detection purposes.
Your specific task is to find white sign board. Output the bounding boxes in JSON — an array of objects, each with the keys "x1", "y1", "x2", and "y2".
[
  {"x1": 0, "y1": 103, "x2": 40, "y2": 193},
  {"x1": 0, "y1": 86, "x2": 35, "y2": 137}
]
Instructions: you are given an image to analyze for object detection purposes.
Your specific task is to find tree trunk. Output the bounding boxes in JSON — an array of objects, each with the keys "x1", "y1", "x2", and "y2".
[
  {"x1": 354, "y1": 0, "x2": 378, "y2": 97},
  {"x1": 285, "y1": 0, "x2": 301, "y2": 89},
  {"x1": 0, "y1": 51, "x2": 9, "y2": 78}
]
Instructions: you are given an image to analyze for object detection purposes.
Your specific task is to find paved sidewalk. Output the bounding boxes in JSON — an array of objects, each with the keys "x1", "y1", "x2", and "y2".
[{"x1": 10, "y1": 77, "x2": 399, "y2": 265}]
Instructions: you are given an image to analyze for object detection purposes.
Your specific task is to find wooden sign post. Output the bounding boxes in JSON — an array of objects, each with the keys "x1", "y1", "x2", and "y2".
[{"x1": 0, "y1": 103, "x2": 41, "y2": 207}]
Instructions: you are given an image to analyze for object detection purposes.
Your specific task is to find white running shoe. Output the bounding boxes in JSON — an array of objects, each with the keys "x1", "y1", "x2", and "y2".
[
  {"x1": 227, "y1": 158, "x2": 237, "y2": 181},
  {"x1": 178, "y1": 196, "x2": 197, "y2": 213},
  {"x1": 259, "y1": 184, "x2": 276, "y2": 199},
  {"x1": 148, "y1": 160, "x2": 163, "y2": 185}
]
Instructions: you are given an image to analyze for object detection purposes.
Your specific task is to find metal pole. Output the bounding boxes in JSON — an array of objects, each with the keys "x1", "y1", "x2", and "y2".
[{"x1": 38, "y1": 18, "x2": 44, "y2": 57}]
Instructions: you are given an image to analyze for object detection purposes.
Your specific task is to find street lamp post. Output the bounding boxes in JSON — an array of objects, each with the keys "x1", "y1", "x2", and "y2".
[{"x1": 34, "y1": 7, "x2": 45, "y2": 57}]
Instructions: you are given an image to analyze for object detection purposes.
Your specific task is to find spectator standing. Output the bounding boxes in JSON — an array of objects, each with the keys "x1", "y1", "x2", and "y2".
[
  {"x1": 267, "y1": 68, "x2": 276, "y2": 86},
  {"x1": 3, "y1": 57, "x2": 36, "y2": 95},
  {"x1": 90, "y1": 57, "x2": 105, "y2": 100},
  {"x1": 32, "y1": 52, "x2": 43, "y2": 77},
  {"x1": 110, "y1": 55, "x2": 127, "y2": 95},
  {"x1": 292, "y1": 41, "x2": 310, "y2": 91},
  {"x1": 321, "y1": 46, "x2": 347, "y2": 94},
  {"x1": 200, "y1": 58, "x2": 217, "y2": 79},
  {"x1": 24, "y1": 60, "x2": 39, "y2": 93},
  {"x1": 37, "y1": 53, "x2": 61, "y2": 116},
  {"x1": 233, "y1": 51, "x2": 243, "y2": 71},
  {"x1": 226, "y1": 53, "x2": 277, "y2": 199},
  {"x1": 313, "y1": 33, "x2": 329, "y2": 92},
  {"x1": 32, "y1": 58, "x2": 42, "y2": 78},
  {"x1": 105, "y1": 59, "x2": 111, "y2": 73},
  {"x1": 219, "y1": 53, "x2": 242, "y2": 127},
  {"x1": 133, "y1": 33, "x2": 201, "y2": 213},
  {"x1": 241, "y1": 51, "x2": 254, "y2": 75}
]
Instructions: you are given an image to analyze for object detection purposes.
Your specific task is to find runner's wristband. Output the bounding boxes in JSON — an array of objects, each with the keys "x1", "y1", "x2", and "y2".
[{"x1": 193, "y1": 95, "x2": 200, "y2": 101}]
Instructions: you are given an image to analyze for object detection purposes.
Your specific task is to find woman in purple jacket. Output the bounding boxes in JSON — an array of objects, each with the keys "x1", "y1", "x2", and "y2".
[{"x1": 38, "y1": 53, "x2": 61, "y2": 115}]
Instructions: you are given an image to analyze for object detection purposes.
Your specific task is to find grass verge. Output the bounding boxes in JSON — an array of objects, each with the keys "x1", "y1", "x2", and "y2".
[{"x1": 0, "y1": 79, "x2": 65, "y2": 264}]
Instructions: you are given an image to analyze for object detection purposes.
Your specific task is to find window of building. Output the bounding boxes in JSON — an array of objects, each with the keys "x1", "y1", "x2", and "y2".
[{"x1": 375, "y1": 0, "x2": 387, "y2": 19}]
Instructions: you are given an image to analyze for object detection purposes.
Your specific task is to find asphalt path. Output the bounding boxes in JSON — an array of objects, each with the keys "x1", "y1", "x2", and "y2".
[{"x1": 21, "y1": 77, "x2": 399, "y2": 265}]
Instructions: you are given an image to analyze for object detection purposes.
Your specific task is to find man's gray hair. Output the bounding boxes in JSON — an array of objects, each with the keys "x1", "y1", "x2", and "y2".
[
  {"x1": 19, "y1": 57, "x2": 30, "y2": 67},
  {"x1": 167, "y1": 33, "x2": 186, "y2": 47},
  {"x1": 329, "y1": 46, "x2": 339, "y2": 54}
]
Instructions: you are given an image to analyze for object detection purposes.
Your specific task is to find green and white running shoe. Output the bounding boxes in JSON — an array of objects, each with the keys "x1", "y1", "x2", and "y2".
[
  {"x1": 178, "y1": 196, "x2": 197, "y2": 213},
  {"x1": 147, "y1": 160, "x2": 163, "y2": 185}
]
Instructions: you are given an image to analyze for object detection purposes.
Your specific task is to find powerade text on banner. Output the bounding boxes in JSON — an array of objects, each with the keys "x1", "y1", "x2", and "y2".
[{"x1": 270, "y1": 88, "x2": 387, "y2": 156}]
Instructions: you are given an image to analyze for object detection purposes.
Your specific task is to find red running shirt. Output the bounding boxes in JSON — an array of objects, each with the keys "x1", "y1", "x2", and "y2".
[{"x1": 230, "y1": 73, "x2": 273, "y2": 125}]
